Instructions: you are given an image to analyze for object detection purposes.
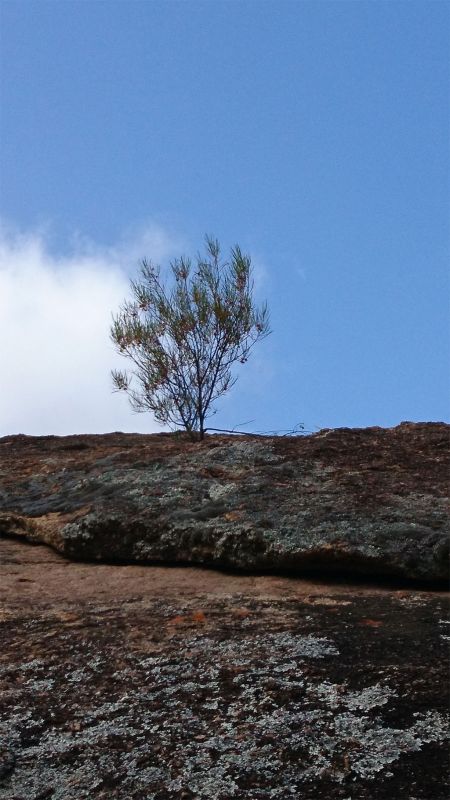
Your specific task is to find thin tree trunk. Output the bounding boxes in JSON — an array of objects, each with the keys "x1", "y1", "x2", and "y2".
[{"x1": 198, "y1": 410, "x2": 205, "y2": 441}]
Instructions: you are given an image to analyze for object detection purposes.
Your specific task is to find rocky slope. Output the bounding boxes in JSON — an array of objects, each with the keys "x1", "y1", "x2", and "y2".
[
  {"x1": 0, "y1": 536, "x2": 449, "y2": 800},
  {"x1": 0, "y1": 422, "x2": 448, "y2": 582}
]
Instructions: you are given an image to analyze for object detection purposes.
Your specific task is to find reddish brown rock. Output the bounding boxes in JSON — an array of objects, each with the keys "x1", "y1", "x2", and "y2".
[
  {"x1": 0, "y1": 422, "x2": 448, "y2": 582},
  {"x1": 0, "y1": 536, "x2": 449, "y2": 799}
]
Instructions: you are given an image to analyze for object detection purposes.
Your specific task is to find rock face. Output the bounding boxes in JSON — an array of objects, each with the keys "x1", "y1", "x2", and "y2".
[
  {"x1": 0, "y1": 422, "x2": 448, "y2": 583},
  {"x1": 0, "y1": 537, "x2": 449, "y2": 800}
]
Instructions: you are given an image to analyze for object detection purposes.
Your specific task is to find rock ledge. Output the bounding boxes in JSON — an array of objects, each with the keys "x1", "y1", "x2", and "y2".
[{"x1": 0, "y1": 422, "x2": 448, "y2": 583}]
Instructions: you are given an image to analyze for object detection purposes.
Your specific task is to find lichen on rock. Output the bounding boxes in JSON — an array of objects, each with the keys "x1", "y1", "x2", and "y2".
[{"x1": 0, "y1": 422, "x2": 448, "y2": 582}]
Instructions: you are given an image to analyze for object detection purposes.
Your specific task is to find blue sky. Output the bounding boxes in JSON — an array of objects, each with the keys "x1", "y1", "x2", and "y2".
[{"x1": 0, "y1": 0, "x2": 448, "y2": 435}]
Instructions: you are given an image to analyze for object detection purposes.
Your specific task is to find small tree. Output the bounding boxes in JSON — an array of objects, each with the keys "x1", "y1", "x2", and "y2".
[{"x1": 110, "y1": 235, "x2": 270, "y2": 440}]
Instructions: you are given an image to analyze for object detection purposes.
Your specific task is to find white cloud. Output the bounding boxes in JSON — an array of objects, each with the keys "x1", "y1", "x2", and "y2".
[{"x1": 0, "y1": 222, "x2": 182, "y2": 436}]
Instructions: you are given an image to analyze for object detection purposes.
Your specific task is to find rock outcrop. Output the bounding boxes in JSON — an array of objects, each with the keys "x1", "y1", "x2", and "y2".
[
  {"x1": 0, "y1": 422, "x2": 448, "y2": 583},
  {"x1": 0, "y1": 537, "x2": 449, "y2": 800}
]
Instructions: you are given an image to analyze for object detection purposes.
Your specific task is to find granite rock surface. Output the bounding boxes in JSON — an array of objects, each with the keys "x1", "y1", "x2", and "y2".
[
  {"x1": 0, "y1": 537, "x2": 449, "y2": 800},
  {"x1": 0, "y1": 422, "x2": 448, "y2": 583}
]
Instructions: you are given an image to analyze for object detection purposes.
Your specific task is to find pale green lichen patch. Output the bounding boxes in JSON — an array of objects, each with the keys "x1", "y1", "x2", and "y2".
[{"x1": 0, "y1": 591, "x2": 448, "y2": 799}]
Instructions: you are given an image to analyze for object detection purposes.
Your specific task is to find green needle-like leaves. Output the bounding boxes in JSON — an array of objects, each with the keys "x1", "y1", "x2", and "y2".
[{"x1": 111, "y1": 235, "x2": 270, "y2": 440}]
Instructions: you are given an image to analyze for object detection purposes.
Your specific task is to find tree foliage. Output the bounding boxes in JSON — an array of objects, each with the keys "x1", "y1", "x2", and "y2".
[{"x1": 111, "y1": 236, "x2": 270, "y2": 440}]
